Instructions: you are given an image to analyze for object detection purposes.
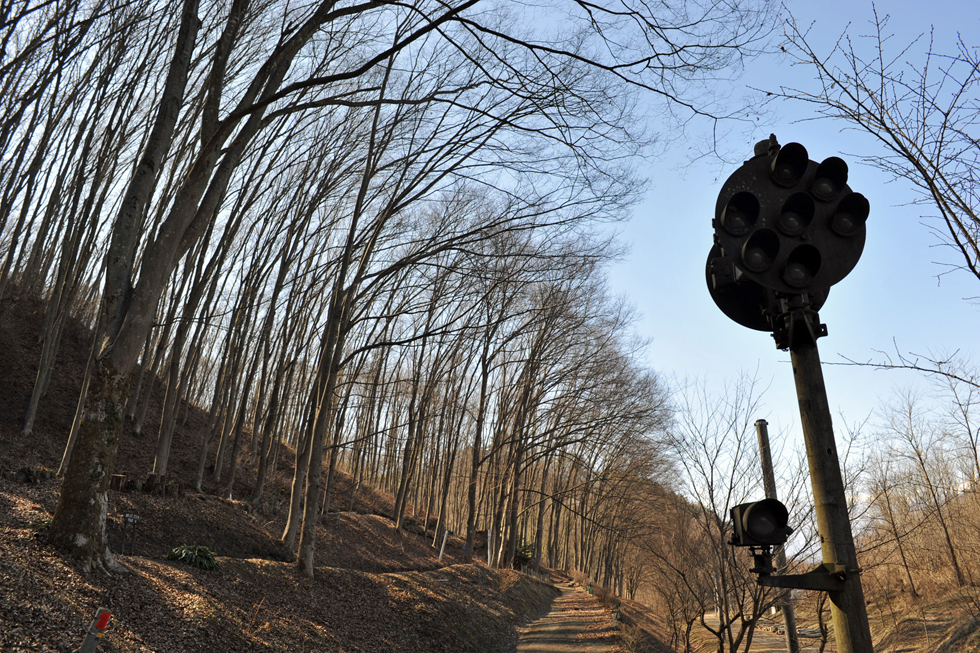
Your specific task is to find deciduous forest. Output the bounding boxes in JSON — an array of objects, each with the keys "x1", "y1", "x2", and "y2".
[{"x1": 1, "y1": 1, "x2": 980, "y2": 652}]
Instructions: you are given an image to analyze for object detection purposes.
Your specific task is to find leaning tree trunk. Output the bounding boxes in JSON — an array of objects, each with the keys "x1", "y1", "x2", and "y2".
[
  {"x1": 222, "y1": 342, "x2": 263, "y2": 499},
  {"x1": 56, "y1": 313, "x2": 104, "y2": 477},
  {"x1": 46, "y1": 0, "x2": 201, "y2": 572},
  {"x1": 281, "y1": 385, "x2": 317, "y2": 554},
  {"x1": 297, "y1": 293, "x2": 348, "y2": 576},
  {"x1": 48, "y1": 357, "x2": 131, "y2": 573},
  {"x1": 464, "y1": 346, "x2": 491, "y2": 562},
  {"x1": 248, "y1": 360, "x2": 289, "y2": 508},
  {"x1": 154, "y1": 224, "x2": 227, "y2": 477}
]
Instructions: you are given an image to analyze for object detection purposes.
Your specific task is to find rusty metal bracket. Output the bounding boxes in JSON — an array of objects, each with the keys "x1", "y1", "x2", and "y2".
[
  {"x1": 769, "y1": 293, "x2": 827, "y2": 350},
  {"x1": 745, "y1": 545, "x2": 847, "y2": 592},
  {"x1": 757, "y1": 562, "x2": 847, "y2": 592},
  {"x1": 750, "y1": 546, "x2": 774, "y2": 575}
]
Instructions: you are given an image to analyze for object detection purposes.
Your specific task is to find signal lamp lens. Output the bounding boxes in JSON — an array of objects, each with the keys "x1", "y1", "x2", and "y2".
[
  {"x1": 812, "y1": 157, "x2": 848, "y2": 201},
  {"x1": 833, "y1": 213, "x2": 856, "y2": 235},
  {"x1": 743, "y1": 499, "x2": 791, "y2": 543},
  {"x1": 783, "y1": 245, "x2": 821, "y2": 289},
  {"x1": 814, "y1": 177, "x2": 836, "y2": 197},
  {"x1": 727, "y1": 210, "x2": 748, "y2": 233},
  {"x1": 830, "y1": 192, "x2": 870, "y2": 237},
  {"x1": 740, "y1": 228, "x2": 779, "y2": 273},
  {"x1": 777, "y1": 193, "x2": 814, "y2": 237},
  {"x1": 744, "y1": 248, "x2": 770, "y2": 271},
  {"x1": 722, "y1": 192, "x2": 759, "y2": 236},
  {"x1": 770, "y1": 143, "x2": 809, "y2": 188},
  {"x1": 784, "y1": 261, "x2": 811, "y2": 287},
  {"x1": 747, "y1": 512, "x2": 778, "y2": 538},
  {"x1": 780, "y1": 212, "x2": 801, "y2": 232},
  {"x1": 775, "y1": 163, "x2": 796, "y2": 183}
]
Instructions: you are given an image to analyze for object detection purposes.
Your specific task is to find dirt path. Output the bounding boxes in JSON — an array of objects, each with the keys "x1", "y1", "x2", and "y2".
[{"x1": 515, "y1": 583, "x2": 620, "y2": 652}]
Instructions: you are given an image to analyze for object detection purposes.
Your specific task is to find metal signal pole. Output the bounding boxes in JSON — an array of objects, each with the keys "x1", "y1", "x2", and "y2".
[
  {"x1": 754, "y1": 419, "x2": 800, "y2": 653},
  {"x1": 791, "y1": 342, "x2": 874, "y2": 652},
  {"x1": 706, "y1": 137, "x2": 875, "y2": 653}
]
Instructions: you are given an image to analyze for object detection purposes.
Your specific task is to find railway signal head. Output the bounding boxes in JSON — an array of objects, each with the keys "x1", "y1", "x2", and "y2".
[
  {"x1": 712, "y1": 142, "x2": 869, "y2": 296},
  {"x1": 705, "y1": 244, "x2": 828, "y2": 335},
  {"x1": 730, "y1": 498, "x2": 793, "y2": 547}
]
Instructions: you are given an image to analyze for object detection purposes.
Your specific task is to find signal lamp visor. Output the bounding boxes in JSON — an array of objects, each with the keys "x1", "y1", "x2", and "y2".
[
  {"x1": 770, "y1": 143, "x2": 809, "y2": 188},
  {"x1": 741, "y1": 229, "x2": 779, "y2": 273},
  {"x1": 722, "y1": 192, "x2": 759, "y2": 236},
  {"x1": 830, "y1": 192, "x2": 870, "y2": 237},
  {"x1": 778, "y1": 193, "x2": 814, "y2": 237},
  {"x1": 812, "y1": 157, "x2": 849, "y2": 201}
]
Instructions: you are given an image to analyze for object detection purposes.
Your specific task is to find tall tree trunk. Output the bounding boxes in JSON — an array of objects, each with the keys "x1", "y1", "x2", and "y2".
[
  {"x1": 321, "y1": 366, "x2": 360, "y2": 516},
  {"x1": 281, "y1": 366, "x2": 320, "y2": 553},
  {"x1": 49, "y1": 357, "x2": 131, "y2": 572},
  {"x1": 248, "y1": 360, "x2": 289, "y2": 507},
  {"x1": 464, "y1": 344, "x2": 491, "y2": 561},
  {"x1": 132, "y1": 291, "x2": 182, "y2": 436},
  {"x1": 195, "y1": 332, "x2": 234, "y2": 491},
  {"x1": 504, "y1": 443, "x2": 525, "y2": 568},
  {"x1": 152, "y1": 233, "x2": 224, "y2": 477},
  {"x1": 297, "y1": 291, "x2": 348, "y2": 575},
  {"x1": 57, "y1": 313, "x2": 104, "y2": 477},
  {"x1": 222, "y1": 346, "x2": 261, "y2": 498},
  {"x1": 533, "y1": 456, "x2": 550, "y2": 568},
  {"x1": 47, "y1": 0, "x2": 201, "y2": 571},
  {"x1": 433, "y1": 409, "x2": 461, "y2": 548},
  {"x1": 490, "y1": 440, "x2": 516, "y2": 568},
  {"x1": 213, "y1": 338, "x2": 247, "y2": 483},
  {"x1": 881, "y1": 486, "x2": 918, "y2": 597},
  {"x1": 394, "y1": 407, "x2": 419, "y2": 529},
  {"x1": 125, "y1": 326, "x2": 156, "y2": 421}
]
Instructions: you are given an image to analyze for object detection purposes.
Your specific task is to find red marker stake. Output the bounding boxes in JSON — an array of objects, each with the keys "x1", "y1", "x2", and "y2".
[{"x1": 78, "y1": 607, "x2": 112, "y2": 652}]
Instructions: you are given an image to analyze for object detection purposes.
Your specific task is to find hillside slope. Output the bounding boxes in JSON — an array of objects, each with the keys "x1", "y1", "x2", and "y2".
[
  {"x1": 0, "y1": 290, "x2": 678, "y2": 653},
  {"x1": 0, "y1": 291, "x2": 567, "y2": 652},
  {"x1": 1, "y1": 477, "x2": 558, "y2": 652}
]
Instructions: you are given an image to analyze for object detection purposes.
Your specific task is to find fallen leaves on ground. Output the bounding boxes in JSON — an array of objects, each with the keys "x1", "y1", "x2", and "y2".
[{"x1": 0, "y1": 478, "x2": 557, "y2": 652}]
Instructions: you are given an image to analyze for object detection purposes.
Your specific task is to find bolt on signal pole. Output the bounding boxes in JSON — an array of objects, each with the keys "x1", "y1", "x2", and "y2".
[{"x1": 791, "y1": 342, "x2": 874, "y2": 652}]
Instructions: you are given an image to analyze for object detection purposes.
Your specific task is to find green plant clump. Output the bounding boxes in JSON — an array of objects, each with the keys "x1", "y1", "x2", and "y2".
[
  {"x1": 169, "y1": 544, "x2": 218, "y2": 571},
  {"x1": 514, "y1": 542, "x2": 535, "y2": 566}
]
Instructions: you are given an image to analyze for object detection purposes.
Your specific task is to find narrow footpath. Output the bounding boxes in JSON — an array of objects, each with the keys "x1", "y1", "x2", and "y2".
[{"x1": 516, "y1": 582, "x2": 620, "y2": 652}]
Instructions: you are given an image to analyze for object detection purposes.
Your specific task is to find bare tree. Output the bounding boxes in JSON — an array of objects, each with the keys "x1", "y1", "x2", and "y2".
[
  {"x1": 780, "y1": 10, "x2": 980, "y2": 283},
  {"x1": 880, "y1": 390, "x2": 967, "y2": 587},
  {"x1": 657, "y1": 374, "x2": 781, "y2": 653},
  {"x1": 17, "y1": 0, "x2": 777, "y2": 575},
  {"x1": 865, "y1": 449, "x2": 919, "y2": 597},
  {"x1": 49, "y1": 0, "x2": 203, "y2": 572}
]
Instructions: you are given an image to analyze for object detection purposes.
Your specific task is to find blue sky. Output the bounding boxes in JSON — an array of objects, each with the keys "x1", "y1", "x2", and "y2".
[{"x1": 607, "y1": 1, "x2": 980, "y2": 448}]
